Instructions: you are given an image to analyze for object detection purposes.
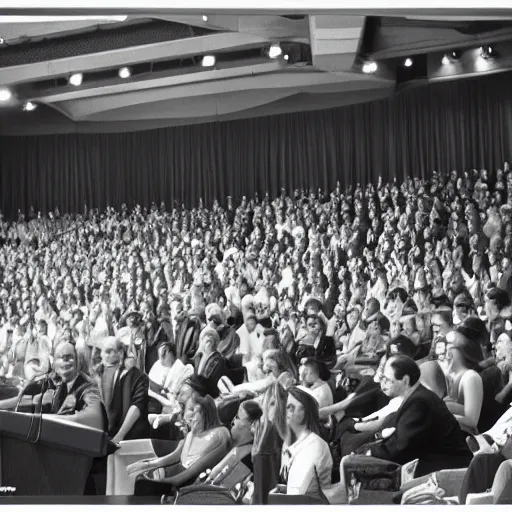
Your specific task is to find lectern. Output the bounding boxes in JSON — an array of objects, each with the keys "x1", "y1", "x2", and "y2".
[{"x1": 0, "y1": 410, "x2": 108, "y2": 495}]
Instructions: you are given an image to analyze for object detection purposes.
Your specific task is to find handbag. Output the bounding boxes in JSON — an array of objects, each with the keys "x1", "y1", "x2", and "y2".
[
  {"x1": 209, "y1": 460, "x2": 252, "y2": 492},
  {"x1": 170, "y1": 484, "x2": 237, "y2": 505}
]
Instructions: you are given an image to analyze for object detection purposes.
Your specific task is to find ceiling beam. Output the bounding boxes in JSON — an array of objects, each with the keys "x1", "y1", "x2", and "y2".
[
  {"x1": 0, "y1": 31, "x2": 280, "y2": 85},
  {"x1": 51, "y1": 68, "x2": 391, "y2": 119}
]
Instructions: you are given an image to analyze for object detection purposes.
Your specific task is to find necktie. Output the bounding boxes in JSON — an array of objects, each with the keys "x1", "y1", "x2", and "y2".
[{"x1": 52, "y1": 383, "x2": 68, "y2": 414}]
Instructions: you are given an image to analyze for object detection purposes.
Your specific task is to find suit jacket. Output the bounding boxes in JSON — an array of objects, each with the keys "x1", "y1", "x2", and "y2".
[
  {"x1": 370, "y1": 384, "x2": 469, "y2": 472},
  {"x1": 96, "y1": 365, "x2": 150, "y2": 440}
]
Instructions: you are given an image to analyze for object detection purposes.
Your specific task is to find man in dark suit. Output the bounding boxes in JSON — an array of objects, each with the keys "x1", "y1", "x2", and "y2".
[
  {"x1": 94, "y1": 336, "x2": 150, "y2": 443},
  {"x1": 341, "y1": 355, "x2": 471, "y2": 492}
]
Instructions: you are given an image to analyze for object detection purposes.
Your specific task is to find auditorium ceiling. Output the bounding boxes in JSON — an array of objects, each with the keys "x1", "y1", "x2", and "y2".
[{"x1": 0, "y1": 9, "x2": 512, "y2": 134}]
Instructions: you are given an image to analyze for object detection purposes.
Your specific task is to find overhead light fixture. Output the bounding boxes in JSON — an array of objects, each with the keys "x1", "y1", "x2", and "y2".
[
  {"x1": 268, "y1": 44, "x2": 283, "y2": 59},
  {"x1": 0, "y1": 88, "x2": 12, "y2": 102},
  {"x1": 442, "y1": 55, "x2": 450, "y2": 65},
  {"x1": 362, "y1": 61, "x2": 378, "y2": 74},
  {"x1": 201, "y1": 55, "x2": 216, "y2": 67},
  {"x1": 202, "y1": 15, "x2": 208, "y2": 22},
  {"x1": 404, "y1": 57, "x2": 413, "y2": 67},
  {"x1": 479, "y1": 45, "x2": 495, "y2": 59},
  {"x1": 118, "y1": 67, "x2": 131, "y2": 79},
  {"x1": 284, "y1": 54, "x2": 289, "y2": 61},
  {"x1": 69, "y1": 73, "x2": 83, "y2": 86},
  {"x1": 23, "y1": 101, "x2": 37, "y2": 112},
  {"x1": 0, "y1": 38, "x2": 4, "y2": 45}
]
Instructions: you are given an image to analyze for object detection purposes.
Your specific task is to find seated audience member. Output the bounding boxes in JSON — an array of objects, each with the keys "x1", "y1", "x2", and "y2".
[
  {"x1": 147, "y1": 342, "x2": 193, "y2": 410},
  {"x1": 131, "y1": 395, "x2": 231, "y2": 496},
  {"x1": 92, "y1": 336, "x2": 150, "y2": 443},
  {"x1": 150, "y1": 374, "x2": 216, "y2": 433},
  {"x1": 485, "y1": 287, "x2": 512, "y2": 345},
  {"x1": 204, "y1": 400, "x2": 263, "y2": 483},
  {"x1": 194, "y1": 328, "x2": 226, "y2": 386},
  {"x1": 296, "y1": 313, "x2": 337, "y2": 369},
  {"x1": 443, "y1": 327, "x2": 484, "y2": 434},
  {"x1": 340, "y1": 355, "x2": 471, "y2": 496},
  {"x1": 252, "y1": 382, "x2": 287, "y2": 505},
  {"x1": 300, "y1": 357, "x2": 333, "y2": 409},
  {"x1": 400, "y1": 404, "x2": 512, "y2": 504},
  {"x1": 276, "y1": 386, "x2": 332, "y2": 497},
  {"x1": 23, "y1": 319, "x2": 52, "y2": 381},
  {"x1": 237, "y1": 314, "x2": 264, "y2": 381}
]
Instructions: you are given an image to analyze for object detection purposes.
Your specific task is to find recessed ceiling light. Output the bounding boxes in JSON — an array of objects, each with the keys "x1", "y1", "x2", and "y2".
[
  {"x1": 23, "y1": 101, "x2": 37, "y2": 111},
  {"x1": 201, "y1": 55, "x2": 216, "y2": 67},
  {"x1": 404, "y1": 58, "x2": 413, "y2": 67},
  {"x1": 0, "y1": 38, "x2": 4, "y2": 45},
  {"x1": 268, "y1": 44, "x2": 282, "y2": 59},
  {"x1": 284, "y1": 54, "x2": 289, "y2": 61},
  {"x1": 202, "y1": 15, "x2": 208, "y2": 22},
  {"x1": 0, "y1": 88, "x2": 12, "y2": 102},
  {"x1": 118, "y1": 67, "x2": 131, "y2": 79},
  {"x1": 69, "y1": 73, "x2": 83, "y2": 86},
  {"x1": 479, "y1": 46, "x2": 495, "y2": 59},
  {"x1": 362, "y1": 61, "x2": 378, "y2": 74}
]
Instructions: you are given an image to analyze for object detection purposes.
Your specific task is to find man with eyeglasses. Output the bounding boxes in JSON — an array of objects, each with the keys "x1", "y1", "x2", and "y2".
[{"x1": 339, "y1": 355, "x2": 471, "y2": 501}]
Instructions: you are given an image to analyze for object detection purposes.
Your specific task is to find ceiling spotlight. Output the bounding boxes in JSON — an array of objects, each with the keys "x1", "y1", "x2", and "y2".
[
  {"x1": 69, "y1": 73, "x2": 83, "y2": 86},
  {"x1": 443, "y1": 50, "x2": 461, "y2": 65},
  {"x1": 201, "y1": 55, "x2": 216, "y2": 67},
  {"x1": 442, "y1": 55, "x2": 450, "y2": 65},
  {"x1": 479, "y1": 46, "x2": 495, "y2": 59},
  {"x1": 404, "y1": 57, "x2": 413, "y2": 67},
  {"x1": 362, "y1": 61, "x2": 378, "y2": 74},
  {"x1": 284, "y1": 54, "x2": 289, "y2": 61},
  {"x1": 0, "y1": 38, "x2": 4, "y2": 45},
  {"x1": 202, "y1": 15, "x2": 208, "y2": 22},
  {"x1": 268, "y1": 44, "x2": 283, "y2": 59},
  {"x1": 23, "y1": 101, "x2": 37, "y2": 112},
  {"x1": 0, "y1": 88, "x2": 11, "y2": 102},
  {"x1": 118, "y1": 67, "x2": 131, "y2": 79}
]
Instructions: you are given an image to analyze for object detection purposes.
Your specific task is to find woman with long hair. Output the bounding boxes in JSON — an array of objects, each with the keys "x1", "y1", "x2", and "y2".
[
  {"x1": 251, "y1": 382, "x2": 288, "y2": 504},
  {"x1": 129, "y1": 394, "x2": 231, "y2": 496},
  {"x1": 278, "y1": 386, "x2": 332, "y2": 496},
  {"x1": 443, "y1": 327, "x2": 484, "y2": 434}
]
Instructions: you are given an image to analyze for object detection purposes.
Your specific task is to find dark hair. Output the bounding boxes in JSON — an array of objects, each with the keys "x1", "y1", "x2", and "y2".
[
  {"x1": 461, "y1": 316, "x2": 490, "y2": 352},
  {"x1": 195, "y1": 394, "x2": 222, "y2": 431},
  {"x1": 387, "y1": 335, "x2": 418, "y2": 359},
  {"x1": 288, "y1": 386, "x2": 321, "y2": 441},
  {"x1": 388, "y1": 287, "x2": 408, "y2": 304},
  {"x1": 241, "y1": 400, "x2": 263, "y2": 423},
  {"x1": 432, "y1": 309, "x2": 453, "y2": 327},
  {"x1": 487, "y1": 288, "x2": 511, "y2": 311},
  {"x1": 159, "y1": 342, "x2": 176, "y2": 359},
  {"x1": 387, "y1": 355, "x2": 421, "y2": 386}
]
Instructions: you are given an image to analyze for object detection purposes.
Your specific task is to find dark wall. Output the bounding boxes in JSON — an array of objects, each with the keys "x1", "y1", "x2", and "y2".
[{"x1": 1, "y1": 71, "x2": 511, "y2": 218}]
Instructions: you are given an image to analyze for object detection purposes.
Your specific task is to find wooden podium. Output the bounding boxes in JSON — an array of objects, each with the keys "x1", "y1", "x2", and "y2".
[{"x1": 0, "y1": 410, "x2": 108, "y2": 495}]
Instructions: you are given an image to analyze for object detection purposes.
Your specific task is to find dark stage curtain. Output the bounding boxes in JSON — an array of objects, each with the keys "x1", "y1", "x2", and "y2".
[{"x1": 0, "y1": 71, "x2": 512, "y2": 218}]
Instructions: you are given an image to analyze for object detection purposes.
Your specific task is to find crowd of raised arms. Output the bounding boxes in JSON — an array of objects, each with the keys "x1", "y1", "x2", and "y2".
[{"x1": 1, "y1": 165, "x2": 512, "y2": 504}]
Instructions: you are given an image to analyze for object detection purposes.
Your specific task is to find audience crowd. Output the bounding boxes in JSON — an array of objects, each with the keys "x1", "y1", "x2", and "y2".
[{"x1": 1, "y1": 164, "x2": 512, "y2": 504}]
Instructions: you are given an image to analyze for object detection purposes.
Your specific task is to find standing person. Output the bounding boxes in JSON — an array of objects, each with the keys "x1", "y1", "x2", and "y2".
[{"x1": 93, "y1": 336, "x2": 150, "y2": 443}]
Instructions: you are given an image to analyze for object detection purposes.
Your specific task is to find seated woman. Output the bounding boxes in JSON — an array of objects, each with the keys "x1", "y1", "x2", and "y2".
[
  {"x1": 107, "y1": 397, "x2": 196, "y2": 495},
  {"x1": 251, "y1": 382, "x2": 288, "y2": 504},
  {"x1": 221, "y1": 347, "x2": 296, "y2": 402},
  {"x1": 443, "y1": 328, "x2": 484, "y2": 434},
  {"x1": 276, "y1": 386, "x2": 332, "y2": 496},
  {"x1": 129, "y1": 395, "x2": 231, "y2": 496}
]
